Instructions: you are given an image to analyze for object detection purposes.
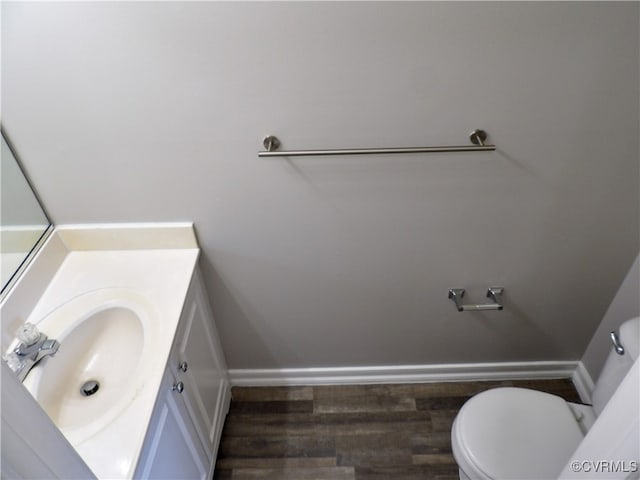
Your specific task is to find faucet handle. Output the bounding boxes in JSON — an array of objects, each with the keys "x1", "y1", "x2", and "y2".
[
  {"x1": 16, "y1": 323, "x2": 41, "y2": 346},
  {"x1": 4, "y1": 352, "x2": 24, "y2": 373}
]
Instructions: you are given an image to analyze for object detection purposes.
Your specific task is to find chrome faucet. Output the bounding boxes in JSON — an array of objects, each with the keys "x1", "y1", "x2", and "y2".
[{"x1": 5, "y1": 323, "x2": 59, "y2": 382}]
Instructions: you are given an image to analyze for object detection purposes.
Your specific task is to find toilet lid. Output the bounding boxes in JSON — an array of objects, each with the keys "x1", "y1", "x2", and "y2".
[{"x1": 453, "y1": 387, "x2": 584, "y2": 479}]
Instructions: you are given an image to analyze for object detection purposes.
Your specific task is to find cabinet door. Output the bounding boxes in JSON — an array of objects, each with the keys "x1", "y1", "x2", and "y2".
[
  {"x1": 135, "y1": 372, "x2": 209, "y2": 480},
  {"x1": 174, "y1": 269, "x2": 229, "y2": 460}
]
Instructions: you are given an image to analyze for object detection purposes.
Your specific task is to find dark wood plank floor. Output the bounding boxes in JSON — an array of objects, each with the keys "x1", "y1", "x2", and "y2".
[{"x1": 213, "y1": 379, "x2": 581, "y2": 480}]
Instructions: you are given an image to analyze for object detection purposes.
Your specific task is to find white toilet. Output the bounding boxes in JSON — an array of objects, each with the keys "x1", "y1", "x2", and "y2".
[{"x1": 451, "y1": 316, "x2": 640, "y2": 480}]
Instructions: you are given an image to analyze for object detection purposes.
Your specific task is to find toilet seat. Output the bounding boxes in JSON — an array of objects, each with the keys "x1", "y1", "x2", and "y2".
[{"x1": 451, "y1": 387, "x2": 584, "y2": 480}]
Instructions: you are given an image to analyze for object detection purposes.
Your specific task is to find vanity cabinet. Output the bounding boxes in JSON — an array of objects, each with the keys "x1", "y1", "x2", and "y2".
[
  {"x1": 135, "y1": 368, "x2": 210, "y2": 479},
  {"x1": 134, "y1": 267, "x2": 230, "y2": 479}
]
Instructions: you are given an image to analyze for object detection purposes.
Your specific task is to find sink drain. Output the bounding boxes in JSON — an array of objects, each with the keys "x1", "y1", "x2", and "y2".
[{"x1": 80, "y1": 380, "x2": 100, "y2": 397}]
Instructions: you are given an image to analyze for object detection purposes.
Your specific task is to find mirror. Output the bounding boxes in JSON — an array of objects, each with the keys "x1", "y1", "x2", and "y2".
[{"x1": 1, "y1": 129, "x2": 52, "y2": 298}]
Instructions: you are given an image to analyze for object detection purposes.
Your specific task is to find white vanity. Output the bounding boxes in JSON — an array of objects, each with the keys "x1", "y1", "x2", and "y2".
[
  {"x1": 1, "y1": 224, "x2": 231, "y2": 479},
  {"x1": 134, "y1": 266, "x2": 230, "y2": 479}
]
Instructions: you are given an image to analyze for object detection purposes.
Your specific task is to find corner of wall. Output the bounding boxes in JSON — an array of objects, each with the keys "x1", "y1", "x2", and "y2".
[{"x1": 572, "y1": 361, "x2": 596, "y2": 404}]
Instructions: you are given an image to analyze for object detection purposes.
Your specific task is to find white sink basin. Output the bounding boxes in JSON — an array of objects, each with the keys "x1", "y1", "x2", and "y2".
[
  {"x1": 7, "y1": 244, "x2": 200, "y2": 479},
  {"x1": 23, "y1": 288, "x2": 158, "y2": 445}
]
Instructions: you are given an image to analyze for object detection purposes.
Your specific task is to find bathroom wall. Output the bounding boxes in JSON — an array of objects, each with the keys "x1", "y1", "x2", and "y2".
[{"x1": 2, "y1": 2, "x2": 639, "y2": 370}]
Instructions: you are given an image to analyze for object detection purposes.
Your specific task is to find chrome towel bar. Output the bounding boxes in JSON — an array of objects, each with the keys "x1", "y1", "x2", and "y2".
[
  {"x1": 448, "y1": 287, "x2": 504, "y2": 312},
  {"x1": 259, "y1": 130, "x2": 496, "y2": 157}
]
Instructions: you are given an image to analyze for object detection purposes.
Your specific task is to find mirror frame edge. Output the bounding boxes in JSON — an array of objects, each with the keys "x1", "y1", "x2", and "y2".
[{"x1": 0, "y1": 126, "x2": 55, "y2": 302}]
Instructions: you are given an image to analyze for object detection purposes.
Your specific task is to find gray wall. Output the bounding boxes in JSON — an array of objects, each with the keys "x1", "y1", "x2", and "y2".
[{"x1": 2, "y1": 2, "x2": 639, "y2": 369}]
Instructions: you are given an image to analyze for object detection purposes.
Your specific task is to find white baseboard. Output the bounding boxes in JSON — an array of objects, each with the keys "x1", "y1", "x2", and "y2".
[
  {"x1": 571, "y1": 361, "x2": 595, "y2": 404},
  {"x1": 229, "y1": 360, "x2": 580, "y2": 387}
]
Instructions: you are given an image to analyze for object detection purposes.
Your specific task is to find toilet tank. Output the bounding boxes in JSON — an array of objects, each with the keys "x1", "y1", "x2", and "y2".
[{"x1": 591, "y1": 316, "x2": 640, "y2": 416}]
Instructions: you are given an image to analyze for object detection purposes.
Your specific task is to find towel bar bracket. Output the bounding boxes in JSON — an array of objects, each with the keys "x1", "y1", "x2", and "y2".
[
  {"x1": 263, "y1": 135, "x2": 280, "y2": 152},
  {"x1": 469, "y1": 129, "x2": 487, "y2": 146}
]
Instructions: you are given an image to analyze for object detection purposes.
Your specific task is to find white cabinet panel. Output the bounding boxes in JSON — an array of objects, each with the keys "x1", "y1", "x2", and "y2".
[
  {"x1": 135, "y1": 371, "x2": 209, "y2": 480},
  {"x1": 174, "y1": 268, "x2": 229, "y2": 458}
]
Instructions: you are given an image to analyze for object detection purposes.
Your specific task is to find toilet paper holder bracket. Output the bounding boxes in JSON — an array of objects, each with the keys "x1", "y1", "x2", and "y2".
[{"x1": 448, "y1": 287, "x2": 504, "y2": 312}]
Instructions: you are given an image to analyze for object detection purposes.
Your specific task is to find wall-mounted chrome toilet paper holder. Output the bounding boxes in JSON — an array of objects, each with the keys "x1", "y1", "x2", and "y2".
[{"x1": 448, "y1": 287, "x2": 504, "y2": 312}]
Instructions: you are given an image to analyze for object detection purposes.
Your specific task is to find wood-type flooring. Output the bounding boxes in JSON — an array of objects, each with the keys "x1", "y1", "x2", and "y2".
[{"x1": 213, "y1": 378, "x2": 581, "y2": 480}]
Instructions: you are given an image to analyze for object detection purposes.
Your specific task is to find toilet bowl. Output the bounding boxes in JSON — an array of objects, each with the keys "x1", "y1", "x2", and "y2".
[
  {"x1": 451, "y1": 388, "x2": 585, "y2": 479},
  {"x1": 451, "y1": 316, "x2": 640, "y2": 480}
]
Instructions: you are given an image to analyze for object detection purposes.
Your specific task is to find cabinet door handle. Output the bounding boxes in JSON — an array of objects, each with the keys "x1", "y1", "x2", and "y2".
[
  {"x1": 172, "y1": 381, "x2": 184, "y2": 393},
  {"x1": 179, "y1": 361, "x2": 188, "y2": 373}
]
